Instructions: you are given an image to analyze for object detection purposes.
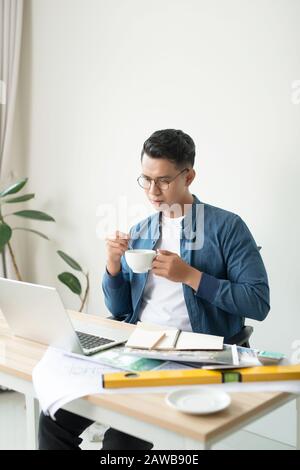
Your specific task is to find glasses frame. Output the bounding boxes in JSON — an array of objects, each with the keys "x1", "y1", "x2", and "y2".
[{"x1": 137, "y1": 168, "x2": 189, "y2": 191}]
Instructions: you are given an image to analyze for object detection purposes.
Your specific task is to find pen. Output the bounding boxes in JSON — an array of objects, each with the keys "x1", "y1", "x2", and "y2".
[{"x1": 172, "y1": 329, "x2": 181, "y2": 348}]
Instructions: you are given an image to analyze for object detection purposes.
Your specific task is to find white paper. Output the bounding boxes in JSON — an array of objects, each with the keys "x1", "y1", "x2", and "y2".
[
  {"x1": 32, "y1": 347, "x2": 120, "y2": 419},
  {"x1": 33, "y1": 347, "x2": 300, "y2": 417}
]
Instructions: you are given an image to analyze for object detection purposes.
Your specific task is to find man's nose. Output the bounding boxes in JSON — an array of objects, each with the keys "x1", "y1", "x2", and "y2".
[{"x1": 148, "y1": 181, "x2": 161, "y2": 195}]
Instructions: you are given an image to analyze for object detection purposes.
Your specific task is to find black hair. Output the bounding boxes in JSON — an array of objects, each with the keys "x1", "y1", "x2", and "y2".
[{"x1": 141, "y1": 129, "x2": 195, "y2": 169}]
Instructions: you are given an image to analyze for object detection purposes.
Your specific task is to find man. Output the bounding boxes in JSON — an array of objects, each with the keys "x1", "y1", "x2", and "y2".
[{"x1": 38, "y1": 129, "x2": 270, "y2": 450}]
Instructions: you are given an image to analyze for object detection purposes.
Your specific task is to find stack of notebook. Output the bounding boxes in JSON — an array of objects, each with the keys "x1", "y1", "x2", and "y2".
[{"x1": 125, "y1": 322, "x2": 224, "y2": 351}]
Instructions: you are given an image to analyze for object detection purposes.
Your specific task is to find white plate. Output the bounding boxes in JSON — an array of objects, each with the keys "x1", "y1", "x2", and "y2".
[{"x1": 165, "y1": 388, "x2": 231, "y2": 415}]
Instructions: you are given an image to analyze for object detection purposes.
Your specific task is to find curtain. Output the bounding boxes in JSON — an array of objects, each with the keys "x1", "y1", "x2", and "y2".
[{"x1": 0, "y1": 0, "x2": 24, "y2": 278}]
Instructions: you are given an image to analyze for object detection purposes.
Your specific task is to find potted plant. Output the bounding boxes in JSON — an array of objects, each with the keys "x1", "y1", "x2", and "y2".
[{"x1": 0, "y1": 177, "x2": 89, "y2": 311}]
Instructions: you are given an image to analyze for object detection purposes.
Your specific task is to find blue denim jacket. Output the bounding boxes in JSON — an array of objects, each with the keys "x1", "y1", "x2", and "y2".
[{"x1": 102, "y1": 194, "x2": 270, "y2": 342}]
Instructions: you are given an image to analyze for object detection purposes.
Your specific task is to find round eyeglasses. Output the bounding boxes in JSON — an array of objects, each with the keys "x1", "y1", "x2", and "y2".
[{"x1": 137, "y1": 168, "x2": 189, "y2": 191}]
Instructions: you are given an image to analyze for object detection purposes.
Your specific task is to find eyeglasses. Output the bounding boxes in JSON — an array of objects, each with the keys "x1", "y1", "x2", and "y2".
[{"x1": 137, "y1": 168, "x2": 189, "y2": 191}]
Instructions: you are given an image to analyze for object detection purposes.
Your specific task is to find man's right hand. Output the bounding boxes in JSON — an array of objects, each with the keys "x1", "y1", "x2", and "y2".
[{"x1": 105, "y1": 230, "x2": 130, "y2": 276}]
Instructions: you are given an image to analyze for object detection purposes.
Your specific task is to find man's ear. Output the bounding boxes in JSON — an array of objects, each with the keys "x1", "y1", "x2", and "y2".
[{"x1": 185, "y1": 169, "x2": 196, "y2": 187}]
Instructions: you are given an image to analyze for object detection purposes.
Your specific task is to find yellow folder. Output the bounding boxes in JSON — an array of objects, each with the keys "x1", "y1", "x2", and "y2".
[{"x1": 102, "y1": 364, "x2": 300, "y2": 389}]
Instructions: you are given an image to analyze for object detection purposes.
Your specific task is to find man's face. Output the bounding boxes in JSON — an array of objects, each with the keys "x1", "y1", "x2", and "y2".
[{"x1": 141, "y1": 154, "x2": 193, "y2": 211}]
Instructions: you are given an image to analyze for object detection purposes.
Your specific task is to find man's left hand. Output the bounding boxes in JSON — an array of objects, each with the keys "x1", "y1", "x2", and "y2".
[{"x1": 151, "y1": 249, "x2": 203, "y2": 291}]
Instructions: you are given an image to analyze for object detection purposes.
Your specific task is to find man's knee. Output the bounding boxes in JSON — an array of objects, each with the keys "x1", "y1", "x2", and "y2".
[{"x1": 38, "y1": 410, "x2": 93, "y2": 450}]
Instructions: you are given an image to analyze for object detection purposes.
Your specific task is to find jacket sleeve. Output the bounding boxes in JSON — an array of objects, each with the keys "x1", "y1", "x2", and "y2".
[
  {"x1": 101, "y1": 255, "x2": 133, "y2": 321},
  {"x1": 195, "y1": 215, "x2": 270, "y2": 321}
]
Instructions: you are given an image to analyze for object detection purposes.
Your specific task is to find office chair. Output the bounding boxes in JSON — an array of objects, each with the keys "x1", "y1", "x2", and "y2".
[{"x1": 226, "y1": 325, "x2": 253, "y2": 348}]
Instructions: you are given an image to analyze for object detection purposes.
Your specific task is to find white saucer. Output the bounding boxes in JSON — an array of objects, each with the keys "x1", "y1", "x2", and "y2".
[{"x1": 165, "y1": 388, "x2": 231, "y2": 415}]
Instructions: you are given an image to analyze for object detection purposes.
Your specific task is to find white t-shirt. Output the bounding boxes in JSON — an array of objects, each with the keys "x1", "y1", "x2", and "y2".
[{"x1": 138, "y1": 213, "x2": 193, "y2": 331}]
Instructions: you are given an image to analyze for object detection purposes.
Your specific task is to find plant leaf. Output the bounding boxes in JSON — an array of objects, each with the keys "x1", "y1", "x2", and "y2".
[
  {"x1": 13, "y1": 227, "x2": 50, "y2": 240},
  {"x1": 57, "y1": 250, "x2": 82, "y2": 271},
  {"x1": 12, "y1": 210, "x2": 55, "y2": 222},
  {"x1": 0, "y1": 222, "x2": 12, "y2": 252},
  {"x1": 0, "y1": 178, "x2": 28, "y2": 197},
  {"x1": 58, "y1": 272, "x2": 82, "y2": 295},
  {"x1": 3, "y1": 193, "x2": 35, "y2": 204}
]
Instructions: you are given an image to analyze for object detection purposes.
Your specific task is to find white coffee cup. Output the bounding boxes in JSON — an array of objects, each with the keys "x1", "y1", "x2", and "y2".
[{"x1": 125, "y1": 249, "x2": 157, "y2": 273}]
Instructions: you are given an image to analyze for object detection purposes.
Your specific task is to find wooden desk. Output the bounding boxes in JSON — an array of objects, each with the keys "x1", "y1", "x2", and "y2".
[{"x1": 0, "y1": 310, "x2": 299, "y2": 450}]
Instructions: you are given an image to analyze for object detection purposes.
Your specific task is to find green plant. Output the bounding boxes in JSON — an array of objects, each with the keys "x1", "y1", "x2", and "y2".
[
  {"x1": 0, "y1": 177, "x2": 89, "y2": 312},
  {"x1": 0, "y1": 177, "x2": 54, "y2": 281},
  {"x1": 57, "y1": 250, "x2": 90, "y2": 313}
]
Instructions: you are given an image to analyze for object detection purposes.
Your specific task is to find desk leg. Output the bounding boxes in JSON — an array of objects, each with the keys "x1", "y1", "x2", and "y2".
[
  {"x1": 25, "y1": 395, "x2": 40, "y2": 450},
  {"x1": 296, "y1": 395, "x2": 300, "y2": 450}
]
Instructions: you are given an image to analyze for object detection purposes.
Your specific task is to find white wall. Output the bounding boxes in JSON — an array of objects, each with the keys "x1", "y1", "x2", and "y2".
[{"x1": 6, "y1": 0, "x2": 300, "y2": 446}]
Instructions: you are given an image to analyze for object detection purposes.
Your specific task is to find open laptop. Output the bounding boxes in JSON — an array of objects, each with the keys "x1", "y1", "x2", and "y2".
[{"x1": 0, "y1": 278, "x2": 131, "y2": 356}]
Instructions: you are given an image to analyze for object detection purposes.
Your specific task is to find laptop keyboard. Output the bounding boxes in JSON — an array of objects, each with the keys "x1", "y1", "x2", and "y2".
[{"x1": 75, "y1": 330, "x2": 115, "y2": 350}]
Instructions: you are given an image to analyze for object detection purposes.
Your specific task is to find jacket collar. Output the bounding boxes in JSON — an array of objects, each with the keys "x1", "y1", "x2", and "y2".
[{"x1": 150, "y1": 193, "x2": 203, "y2": 242}]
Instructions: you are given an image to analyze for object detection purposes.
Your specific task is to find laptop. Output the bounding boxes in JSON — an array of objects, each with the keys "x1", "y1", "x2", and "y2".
[{"x1": 0, "y1": 278, "x2": 131, "y2": 355}]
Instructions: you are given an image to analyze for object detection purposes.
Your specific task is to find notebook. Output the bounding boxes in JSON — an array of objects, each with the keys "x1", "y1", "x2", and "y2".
[
  {"x1": 125, "y1": 322, "x2": 223, "y2": 351},
  {"x1": 125, "y1": 328, "x2": 166, "y2": 350}
]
